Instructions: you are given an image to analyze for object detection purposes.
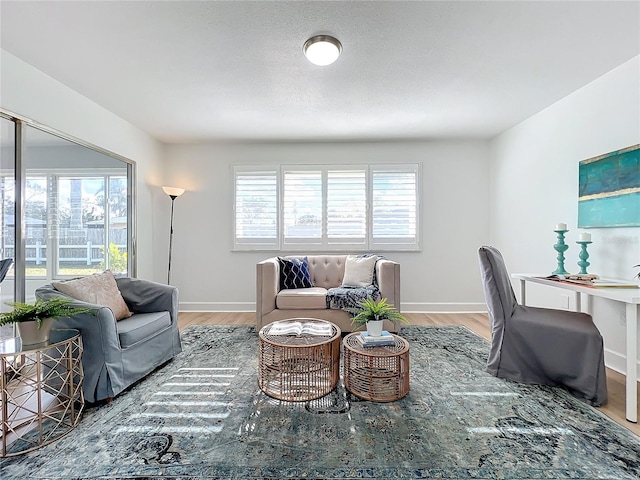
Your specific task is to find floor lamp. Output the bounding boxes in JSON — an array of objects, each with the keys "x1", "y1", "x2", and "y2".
[{"x1": 162, "y1": 186, "x2": 185, "y2": 284}]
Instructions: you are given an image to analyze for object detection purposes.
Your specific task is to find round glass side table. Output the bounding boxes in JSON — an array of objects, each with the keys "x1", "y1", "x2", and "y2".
[{"x1": 0, "y1": 328, "x2": 84, "y2": 457}]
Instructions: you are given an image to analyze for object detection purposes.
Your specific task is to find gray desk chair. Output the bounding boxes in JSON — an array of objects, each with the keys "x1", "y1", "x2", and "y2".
[{"x1": 477, "y1": 246, "x2": 608, "y2": 406}]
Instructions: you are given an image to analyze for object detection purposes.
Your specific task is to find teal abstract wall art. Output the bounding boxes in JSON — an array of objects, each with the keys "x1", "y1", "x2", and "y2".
[{"x1": 578, "y1": 144, "x2": 640, "y2": 228}]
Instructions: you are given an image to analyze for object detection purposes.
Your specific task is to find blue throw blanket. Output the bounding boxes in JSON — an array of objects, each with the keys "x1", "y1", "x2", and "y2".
[
  {"x1": 326, "y1": 253, "x2": 384, "y2": 312},
  {"x1": 326, "y1": 284, "x2": 380, "y2": 312}
]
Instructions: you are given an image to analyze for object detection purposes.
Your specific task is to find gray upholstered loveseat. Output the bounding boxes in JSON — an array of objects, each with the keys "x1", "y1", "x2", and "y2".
[
  {"x1": 36, "y1": 276, "x2": 182, "y2": 403},
  {"x1": 256, "y1": 255, "x2": 401, "y2": 333}
]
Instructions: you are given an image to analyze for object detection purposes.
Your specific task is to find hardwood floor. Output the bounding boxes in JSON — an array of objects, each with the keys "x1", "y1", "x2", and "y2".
[{"x1": 178, "y1": 311, "x2": 639, "y2": 436}]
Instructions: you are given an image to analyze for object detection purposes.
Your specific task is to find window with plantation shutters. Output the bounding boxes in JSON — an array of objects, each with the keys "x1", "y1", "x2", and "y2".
[
  {"x1": 282, "y1": 167, "x2": 368, "y2": 249},
  {"x1": 371, "y1": 166, "x2": 418, "y2": 249},
  {"x1": 283, "y1": 169, "x2": 322, "y2": 246},
  {"x1": 233, "y1": 163, "x2": 419, "y2": 251},
  {"x1": 327, "y1": 169, "x2": 366, "y2": 246},
  {"x1": 234, "y1": 166, "x2": 279, "y2": 250}
]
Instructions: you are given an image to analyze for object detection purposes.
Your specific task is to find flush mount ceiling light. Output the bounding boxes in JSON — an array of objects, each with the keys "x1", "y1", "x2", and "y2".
[{"x1": 303, "y1": 35, "x2": 342, "y2": 66}]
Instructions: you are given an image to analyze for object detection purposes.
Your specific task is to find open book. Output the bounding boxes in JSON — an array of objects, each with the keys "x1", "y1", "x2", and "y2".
[{"x1": 268, "y1": 321, "x2": 333, "y2": 336}]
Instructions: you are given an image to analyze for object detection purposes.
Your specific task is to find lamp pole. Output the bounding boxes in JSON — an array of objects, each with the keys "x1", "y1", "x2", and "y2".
[
  {"x1": 167, "y1": 194, "x2": 177, "y2": 284},
  {"x1": 162, "y1": 186, "x2": 185, "y2": 285}
]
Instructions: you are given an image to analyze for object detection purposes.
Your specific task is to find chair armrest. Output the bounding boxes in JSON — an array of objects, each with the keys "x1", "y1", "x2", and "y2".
[
  {"x1": 256, "y1": 257, "x2": 279, "y2": 326},
  {"x1": 115, "y1": 277, "x2": 179, "y2": 323},
  {"x1": 377, "y1": 259, "x2": 401, "y2": 311},
  {"x1": 35, "y1": 285, "x2": 120, "y2": 350}
]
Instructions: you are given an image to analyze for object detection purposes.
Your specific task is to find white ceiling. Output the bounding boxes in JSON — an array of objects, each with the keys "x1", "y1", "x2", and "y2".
[{"x1": 1, "y1": 1, "x2": 639, "y2": 144}]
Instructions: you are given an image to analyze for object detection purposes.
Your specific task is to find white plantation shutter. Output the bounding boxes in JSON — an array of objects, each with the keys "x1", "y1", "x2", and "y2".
[
  {"x1": 234, "y1": 163, "x2": 419, "y2": 251},
  {"x1": 234, "y1": 166, "x2": 278, "y2": 250},
  {"x1": 327, "y1": 169, "x2": 366, "y2": 246},
  {"x1": 283, "y1": 170, "x2": 322, "y2": 246},
  {"x1": 371, "y1": 166, "x2": 419, "y2": 249}
]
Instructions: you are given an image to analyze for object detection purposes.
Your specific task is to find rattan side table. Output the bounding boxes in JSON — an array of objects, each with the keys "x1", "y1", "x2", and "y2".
[
  {"x1": 258, "y1": 318, "x2": 341, "y2": 401},
  {"x1": 343, "y1": 332, "x2": 410, "y2": 402}
]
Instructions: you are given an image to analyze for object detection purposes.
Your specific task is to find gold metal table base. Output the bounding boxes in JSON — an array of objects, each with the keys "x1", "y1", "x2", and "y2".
[{"x1": 1, "y1": 329, "x2": 84, "y2": 457}]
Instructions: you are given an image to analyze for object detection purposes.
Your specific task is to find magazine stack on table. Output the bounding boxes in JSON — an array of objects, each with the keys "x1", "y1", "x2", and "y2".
[
  {"x1": 543, "y1": 274, "x2": 639, "y2": 288},
  {"x1": 357, "y1": 330, "x2": 395, "y2": 347}
]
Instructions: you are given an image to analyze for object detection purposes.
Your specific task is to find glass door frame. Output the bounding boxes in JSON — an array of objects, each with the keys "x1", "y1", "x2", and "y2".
[{"x1": 1, "y1": 109, "x2": 137, "y2": 303}]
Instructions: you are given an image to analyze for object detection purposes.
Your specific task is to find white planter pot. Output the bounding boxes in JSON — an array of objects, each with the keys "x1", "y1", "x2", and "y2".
[
  {"x1": 17, "y1": 318, "x2": 54, "y2": 345},
  {"x1": 366, "y1": 320, "x2": 384, "y2": 337}
]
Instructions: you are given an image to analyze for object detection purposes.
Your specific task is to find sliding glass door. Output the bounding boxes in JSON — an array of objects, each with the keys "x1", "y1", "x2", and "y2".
[
  {"x1": 0, "y1": 113, "x2": 135, "y2": 309},
  {"x1": 0, "y1": 118, "x2": 16, "y2": 323}
]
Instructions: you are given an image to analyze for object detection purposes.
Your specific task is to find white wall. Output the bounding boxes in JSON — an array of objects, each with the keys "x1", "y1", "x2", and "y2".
[
  {"x1": 162, "y1": 140, "x2": 491, "y2": 312},
  {"x1": 0, "y1": 50, "x2": 165, "y2": 282},
  {"x1": 490, "y1": 56, "x2": 640, "y2": 377}
]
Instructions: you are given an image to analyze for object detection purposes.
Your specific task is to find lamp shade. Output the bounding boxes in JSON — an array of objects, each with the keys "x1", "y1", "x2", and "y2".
[
  {"x1": 303, "y1": 35, "x2": 342, "y2": 66},
  {"x1": 162, "y1": 186, "x2": 185, "y2": 197}
]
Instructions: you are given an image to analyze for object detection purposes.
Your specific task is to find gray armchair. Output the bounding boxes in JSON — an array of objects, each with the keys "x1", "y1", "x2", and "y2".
[
  {"x1": 36, "y1": 277, "x2": 182, "y2": 403},
  {"x1": 477, "y1": 246, "x2": 607, "y2": 406}
]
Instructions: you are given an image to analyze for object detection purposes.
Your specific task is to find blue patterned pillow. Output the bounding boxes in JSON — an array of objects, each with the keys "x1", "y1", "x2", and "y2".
[{"x1": 278, "y1": 256, "x2": 314, "y2": 289}]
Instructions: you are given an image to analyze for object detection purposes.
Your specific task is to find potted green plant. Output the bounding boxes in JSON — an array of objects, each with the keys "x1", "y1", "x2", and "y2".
[
  {"x1": 348, "y1": 297, "x2": 408, "y2": 336},
  {"x1": 0, "y1": 297, "x2": 92, "y2": 345}
]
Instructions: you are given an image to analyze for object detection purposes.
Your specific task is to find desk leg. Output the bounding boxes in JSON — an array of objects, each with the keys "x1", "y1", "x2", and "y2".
[
  {"x1": 575, "y1": 293, "x2": 582, "y2": 313},
  {"x1": 519, "y1": 279, "x2": 526, "y2": 306},
  {"x1": 583, "y1": 294, "x2": 593, "y2": 315},
  {"x1": 626, "y1": 303, "x2": 638, "y2": 423}
]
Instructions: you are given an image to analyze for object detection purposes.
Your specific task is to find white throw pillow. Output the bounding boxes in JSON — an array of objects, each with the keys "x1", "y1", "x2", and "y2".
[
  {"x1": 342, "y1": 255, "x2": 377, "y2": 287},
  {"x1": 52, "y1": 270, "x2": 133, "y2": 321}
]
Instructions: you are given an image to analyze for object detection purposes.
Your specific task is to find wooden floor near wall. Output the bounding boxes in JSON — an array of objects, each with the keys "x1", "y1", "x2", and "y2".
[{"x1": 178, "y1": 311, "x2": 639, "y2": 436}]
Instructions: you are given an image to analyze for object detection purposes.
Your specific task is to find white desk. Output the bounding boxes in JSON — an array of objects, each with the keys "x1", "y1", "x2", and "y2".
[{"x1": 513, "y1": 274, "x2": 640, "y2": 423}]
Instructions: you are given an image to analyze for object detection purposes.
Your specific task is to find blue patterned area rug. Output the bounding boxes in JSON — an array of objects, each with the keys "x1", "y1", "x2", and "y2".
[{"x1": 1, "y1": 325, "x2": 639, "y2": 480}]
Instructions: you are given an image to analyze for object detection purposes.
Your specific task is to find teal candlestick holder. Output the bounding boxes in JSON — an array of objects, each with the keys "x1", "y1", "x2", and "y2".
[
  {"x1": 553, "y1": 229, "x2": 569, "y2": 275},
  {"x1": 577, "y1": 241, "x2": 592, "y2": 274}
]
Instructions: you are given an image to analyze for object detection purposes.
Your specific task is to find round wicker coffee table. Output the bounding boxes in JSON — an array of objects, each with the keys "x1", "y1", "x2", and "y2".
[
  {"x1": 258, "y1": 318, "x2": 341, "y2": 401},
  {"x1": 343, "y1": 332, "x2": 410, "y2": 402}
]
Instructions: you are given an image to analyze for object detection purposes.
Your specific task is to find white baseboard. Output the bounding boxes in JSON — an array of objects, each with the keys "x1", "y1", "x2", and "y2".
[
  {"x1": 604, "y1": 347, "x2": 640, "y2": 382},
  {"x1": 401, "y1": 302, "x2": 487, "y2": 313}
]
